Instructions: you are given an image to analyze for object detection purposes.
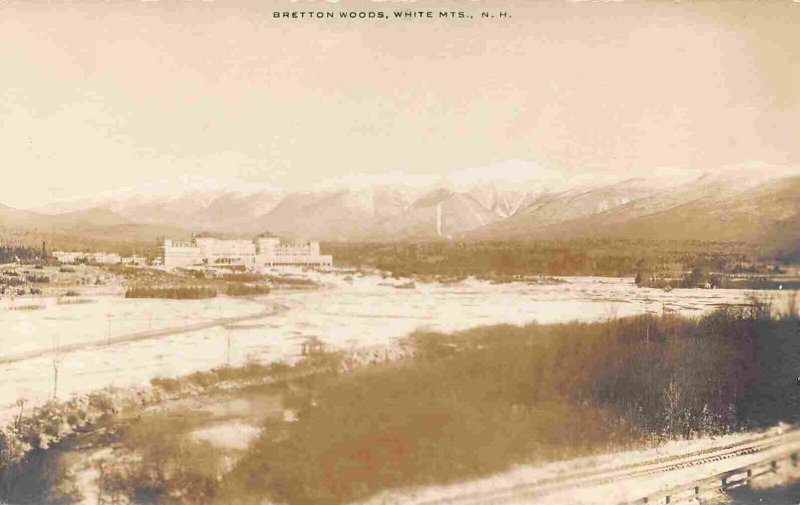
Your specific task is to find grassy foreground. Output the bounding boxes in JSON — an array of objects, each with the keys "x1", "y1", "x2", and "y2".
[{"x1": 213, "y1": 300, "x2": 800, "y2": 505}]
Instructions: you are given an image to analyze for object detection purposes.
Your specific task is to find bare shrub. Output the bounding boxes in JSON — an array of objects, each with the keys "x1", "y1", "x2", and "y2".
[
  {"x1": 97, "y1": 412, "x2": 225, "y2": 505},
  {"x1": 218, "y1": 308, "x2": 772, "y2": 505}
]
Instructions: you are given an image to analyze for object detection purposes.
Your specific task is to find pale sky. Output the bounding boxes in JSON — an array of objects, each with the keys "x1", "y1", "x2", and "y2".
[{"x1": 0, "y1": 0, "x2": 798, "y2": 209}]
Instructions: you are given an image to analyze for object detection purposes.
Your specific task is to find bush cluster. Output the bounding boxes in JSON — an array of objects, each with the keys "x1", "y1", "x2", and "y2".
[
  {"x1": 222, "y1": 273, "x2": 265, "y2": 283},
  {"x1": 124, "y1": 286, "x2": 217, "y2": 300},
  {"x1": 217, "y1": 304, "x2": 793, "y2": 505},
  {"x1": 224, "y1": 284, "x2": 270, "y2": 297}
]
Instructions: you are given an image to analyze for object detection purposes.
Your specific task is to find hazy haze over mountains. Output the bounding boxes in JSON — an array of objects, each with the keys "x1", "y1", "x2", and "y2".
[{"x1": 9, "y1": 161, "x2": 797, "y2": 247}]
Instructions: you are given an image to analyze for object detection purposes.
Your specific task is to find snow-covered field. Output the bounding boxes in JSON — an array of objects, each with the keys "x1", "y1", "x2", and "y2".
[
  {"x1": 1, "y1": 272, "x2": 795, "y2": 424},
  {"x1": 0, "y1": 295, "x2": 265, "y2": 359}
]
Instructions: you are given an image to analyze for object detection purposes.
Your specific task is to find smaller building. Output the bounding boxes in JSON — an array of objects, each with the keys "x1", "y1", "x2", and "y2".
[
  {"x1": 121, "y1": 255, "x2": 148, "y2": 266},
  {"x1": 53, "y1": 251, "x2": 84, "y2": 264},
  {"x1": 53, "y1": 251, "x2": 121, "y2": 265},
  {"x1": 157, "y1": 239, "x2": 203, "y2": 268},
  {"x1": 93, "y1": 252, "x2": 122, "y2": 265},
  {"x1": 256, "y1": 237, "x2": 332, "y2": 268}
]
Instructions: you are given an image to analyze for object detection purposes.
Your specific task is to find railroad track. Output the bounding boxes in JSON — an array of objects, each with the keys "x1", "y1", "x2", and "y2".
[{"x1": 407, "y1": 427, "x2": 800, "y2": 505}]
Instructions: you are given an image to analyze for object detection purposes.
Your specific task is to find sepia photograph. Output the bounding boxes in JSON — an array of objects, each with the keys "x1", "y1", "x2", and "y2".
[{"x1": 0, "y1": 0, "x2": 799, "y2": 504}]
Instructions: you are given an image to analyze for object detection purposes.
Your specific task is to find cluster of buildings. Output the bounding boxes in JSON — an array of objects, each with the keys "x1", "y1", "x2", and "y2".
[
  {"x1": 53, "y1": 251, "x2": 147, "y2": 266},
  {"x1": 50, "y1": 233, "x2": 331, "y2": 271},
  {"x1": 157, "y1": 234, "x2": 333, "y2": 270}
]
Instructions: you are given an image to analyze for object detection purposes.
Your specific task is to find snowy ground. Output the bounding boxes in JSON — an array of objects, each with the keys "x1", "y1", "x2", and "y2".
[
  {"x1": 359, "y1": 424, "x2": 800, "y2": 505},
  {"x1": 0, "y1": 294, "x2": 265, "y2": 359},
  {"x1": 1, "y1": 272, "x2": 796, "y2": 425}
]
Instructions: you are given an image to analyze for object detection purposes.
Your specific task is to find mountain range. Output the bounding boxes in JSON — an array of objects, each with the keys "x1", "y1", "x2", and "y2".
[{"x1": 3, "y1": 163, "x2": 798, "y2": 256}]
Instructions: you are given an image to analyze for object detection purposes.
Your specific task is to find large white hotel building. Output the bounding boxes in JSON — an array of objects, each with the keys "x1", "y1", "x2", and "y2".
[{"x1": 157, "y1": 235, "x2": 333, "y2": 269}]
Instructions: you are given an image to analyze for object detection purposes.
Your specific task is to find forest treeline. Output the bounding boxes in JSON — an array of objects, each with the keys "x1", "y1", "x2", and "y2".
[
  {"x1": 324, "y1": 239, "x2": 771, "y2": 278},
  {"x1": 0, "y1": 245, "x2": 42, "y2": 264}
]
